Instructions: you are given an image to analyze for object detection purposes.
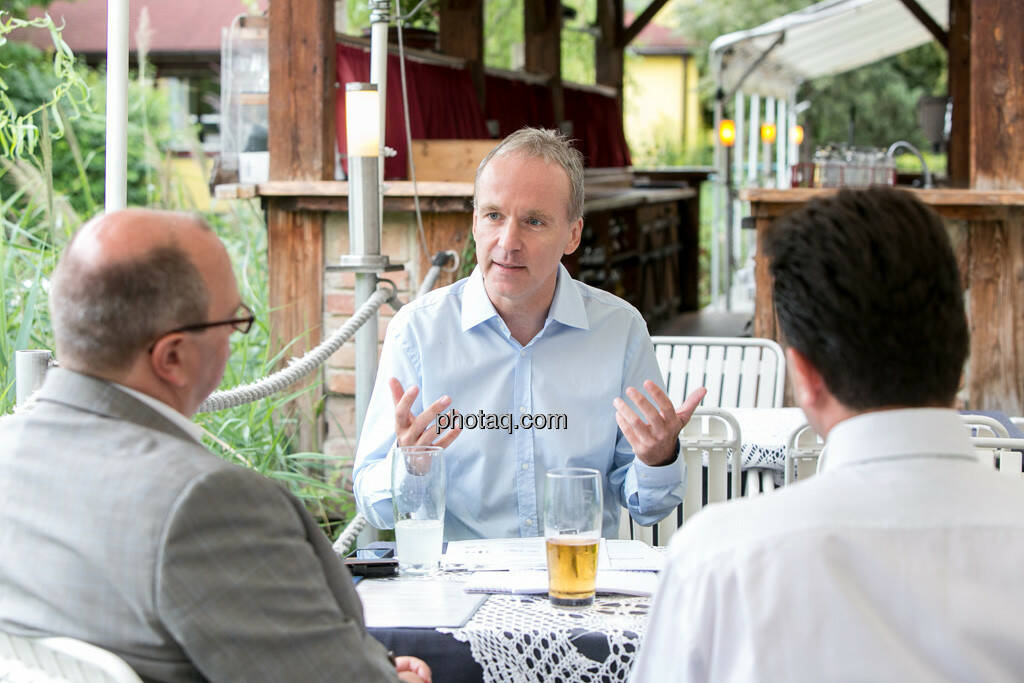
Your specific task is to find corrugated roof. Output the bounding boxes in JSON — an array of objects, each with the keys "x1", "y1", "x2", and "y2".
[{"x1": 710, "y1": 0, "x2": 947, "y2": 98}]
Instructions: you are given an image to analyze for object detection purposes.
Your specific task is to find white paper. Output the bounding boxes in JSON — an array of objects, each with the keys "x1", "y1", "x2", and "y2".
[{"x1": 356, "y1": 576, "x2": 486, "y2": 628}]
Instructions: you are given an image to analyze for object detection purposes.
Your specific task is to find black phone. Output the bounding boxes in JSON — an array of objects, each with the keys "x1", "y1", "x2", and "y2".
[{"x1": 344, "y1": 546, "x2": 398, "y2": 578}]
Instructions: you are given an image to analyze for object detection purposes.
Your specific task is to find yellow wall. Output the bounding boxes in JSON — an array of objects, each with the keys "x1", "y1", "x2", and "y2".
[{"x1": 625, "y1": 53, "x2": 703, "y2": 163}]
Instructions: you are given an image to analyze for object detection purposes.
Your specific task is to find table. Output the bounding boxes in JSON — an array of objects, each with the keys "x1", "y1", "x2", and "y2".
[{"x1": 364, "y1": 578, "x2": 650, "y2": 683}]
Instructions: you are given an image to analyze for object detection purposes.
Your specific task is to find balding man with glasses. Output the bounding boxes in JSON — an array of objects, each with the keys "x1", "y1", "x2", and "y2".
[{"x1": 0, "y1": 209, "x2": 429, "y2": 683}]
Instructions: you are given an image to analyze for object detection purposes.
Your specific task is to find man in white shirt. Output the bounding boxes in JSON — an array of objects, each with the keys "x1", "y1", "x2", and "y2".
[{"x1": 633, "y1": 188, "x2": 1024, "y2": 681}]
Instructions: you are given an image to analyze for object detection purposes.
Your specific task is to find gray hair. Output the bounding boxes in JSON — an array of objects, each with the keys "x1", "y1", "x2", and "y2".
[
  {"x1": 50, "y1": 240, "x2": 210, "y2": 373},
  {"x1": 474, "y1": 127, "x2": 585, "y2": 222}
]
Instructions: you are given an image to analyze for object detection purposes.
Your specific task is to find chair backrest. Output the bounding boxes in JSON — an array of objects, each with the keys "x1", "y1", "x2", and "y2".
[
  {"x1": 784, "y1": 423, "x2": 825, "y2": 485},
  {"x1": 621, "y1": 409, "x2": 742, "y2": 545},
  {"x1": 970, "y1": 437, "x2": 1024, "y2": 476},
  {"x1": 0, "y1": 631, "x2": 142, "y2": 683},
  {"x1": 960, "y1": 414, "x2": 1010, "y2": 438},
  {"x1": 652, "y1": 336, "x2": 786, "y2": 409}
]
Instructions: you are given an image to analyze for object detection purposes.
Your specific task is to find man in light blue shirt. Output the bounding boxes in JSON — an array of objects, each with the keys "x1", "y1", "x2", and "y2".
[{"x1": 354, "y1": 128, "x2": 705, "y2": 540}]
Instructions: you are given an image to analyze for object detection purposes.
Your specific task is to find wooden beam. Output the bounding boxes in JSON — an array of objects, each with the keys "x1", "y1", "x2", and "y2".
[
  {"x1": 622, "y1": 0, "x2": 671, "y2": 47},
  {"x1": 969, "y1": 0, "x2": 1024, "y2": 190},
  {"x1": 439, "y1": 0, "x2": 485, "y2": 108},
  {"x1": 947, "y1": 0, "x2": 970, "y2": 187},
  {"x1": 596, "y1": 0, "x2": 625, "y2": 114},
  {"x1": 897, "y1": 0, "x2": 948, "y2": 49},
  {"x1": 268, "y1": 0, "x2": 336, "y2": 181},
  {"x1": 524, "y1": 0, "x2": 564, "y2": 122},
  {"x1": 266, "y1": 0, "x2": 334, "y2": 449}
]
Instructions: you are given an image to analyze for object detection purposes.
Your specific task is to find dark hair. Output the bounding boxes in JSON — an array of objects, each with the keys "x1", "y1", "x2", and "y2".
[
  {"x1": 766, "y1": 187, "x2": 968, "y2": 409},
  {"x1": 51, "y1": 242, "x2": 209, "y2": 373}
]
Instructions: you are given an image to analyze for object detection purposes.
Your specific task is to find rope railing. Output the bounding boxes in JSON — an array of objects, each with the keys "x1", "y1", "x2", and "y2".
[
  {"x1": 332, "y1": 512, "x2": 369, "y2": 555},
  {"x1": 197, "y1": 283, "x2": 400, "y2": 413}
]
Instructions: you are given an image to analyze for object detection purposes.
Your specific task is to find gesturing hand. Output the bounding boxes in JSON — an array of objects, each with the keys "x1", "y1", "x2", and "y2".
[
  {"x1": 613, "y1": 381, "x2": 706, "y2": 467},
  {"x1": 390, "y1": 377, "x2": 462, "y2": 448},
  {"x1": 395, "y1": 656, "x2": 432, "y2": 683}
]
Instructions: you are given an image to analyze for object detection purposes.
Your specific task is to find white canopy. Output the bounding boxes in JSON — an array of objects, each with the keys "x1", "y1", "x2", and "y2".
[{"x1": 710, "y1": 0, "x2": 948, "y2": 99}]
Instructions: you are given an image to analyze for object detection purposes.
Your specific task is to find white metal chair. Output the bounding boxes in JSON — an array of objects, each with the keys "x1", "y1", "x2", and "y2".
[
  {"x1": 652, "y1": 336, "x2": 786, "y2": 410},
  {"x1": 784, "y1": 422, "x2": 825, "y2": 485},
  {"x1": 653, "y1": 335, "x2": 785, "y2": 496},
  {"x1": 0, "y1": 631, "x2": 142, "y2": 682},
  {"x1": 960, "y1": 414, "x2": 1010, "y2": 438},
  {"x1": 622, "y1": 408, "x2": 742, "y2": 545},
  {"x1": 970, "y1": 437, "x2": 1024, "y2": 476}
]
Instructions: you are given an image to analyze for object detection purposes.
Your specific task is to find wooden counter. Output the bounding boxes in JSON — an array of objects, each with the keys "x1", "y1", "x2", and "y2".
[
  {"x1": 741, "y1": 187, "x2": 1024, "y2": 414},
  {"x1": 219, "y1": 180, "x2": 701, "y2": 328}
]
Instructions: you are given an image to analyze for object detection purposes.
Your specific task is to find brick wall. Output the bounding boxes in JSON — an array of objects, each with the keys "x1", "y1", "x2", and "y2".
[{"x1": 322, "y1": 212, "x2": 418, "y2": 467}]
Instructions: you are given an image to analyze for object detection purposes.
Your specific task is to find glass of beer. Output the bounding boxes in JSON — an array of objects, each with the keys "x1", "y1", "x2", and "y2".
[
  {"x1": 544, "y1": 468, "x2": 603, "y2": 608},
  {"x1": 391, "y1": 445, "x2": 445, "y2": 576}
]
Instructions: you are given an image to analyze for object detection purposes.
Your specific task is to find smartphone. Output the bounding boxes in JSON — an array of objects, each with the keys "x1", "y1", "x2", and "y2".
[{"x1": 344, "y1": 546, "x2": 398, "y2": 578}]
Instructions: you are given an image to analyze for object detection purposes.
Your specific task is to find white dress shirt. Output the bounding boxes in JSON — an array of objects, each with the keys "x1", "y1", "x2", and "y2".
[
  {"x1": 115, "y1": 383, "x2": 206, "y2": 444},
  {"x1": 354, "y1": 264, "x2": 683, "y2": 540},
  {"x1": 633, "y1": 408, "x2": 1024, "y2": 682}
]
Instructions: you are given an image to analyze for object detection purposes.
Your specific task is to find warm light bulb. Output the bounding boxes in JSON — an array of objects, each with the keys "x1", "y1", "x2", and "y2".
[
  {"x1": 760, "y1": 122, "x2": 777, "y2": 144},
  {"x1": 345, "y1": 84, "x2": 380, "y2": 158},
  {"x1": 791, "y1": 124, "x2": 804, "y2": 145},
  {"x1": 718, "y1": 119, "x2": 736, "y2": 147}
]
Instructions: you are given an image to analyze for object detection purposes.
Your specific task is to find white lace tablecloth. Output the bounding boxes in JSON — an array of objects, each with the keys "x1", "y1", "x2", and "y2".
[
  {"x1": 732, "y1": 407, "x2": 807, "y2": 471},
  {"x1": 439, "y1": 594, "x2": 651, "y2": 683}
]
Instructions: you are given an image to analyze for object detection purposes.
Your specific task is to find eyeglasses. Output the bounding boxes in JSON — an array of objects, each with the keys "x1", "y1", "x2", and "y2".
[{"x1": 149, "y1": 303, "x2": 255, "y2": 352}]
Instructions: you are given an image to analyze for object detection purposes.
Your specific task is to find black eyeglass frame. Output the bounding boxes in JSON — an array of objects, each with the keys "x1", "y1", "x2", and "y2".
[{"x1": 148, "y1": 303, "x2": 255, "y2": 352}]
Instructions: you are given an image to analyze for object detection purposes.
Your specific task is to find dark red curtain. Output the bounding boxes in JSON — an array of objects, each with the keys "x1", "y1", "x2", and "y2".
[
  {"x1": 336, "y1": 43, "x2": 489, "y2": 179},
  {"x1": 483, "y1": 73, "x2": 555, "y2": 137},
  {"x1": 563, "y1": 86, "x2": 632, "y2": 168}
]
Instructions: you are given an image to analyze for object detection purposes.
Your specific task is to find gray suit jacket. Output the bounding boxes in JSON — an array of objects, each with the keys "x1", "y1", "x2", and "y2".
[{"x1": 0, "y1": 369, "x2": 399, "y2": 682}]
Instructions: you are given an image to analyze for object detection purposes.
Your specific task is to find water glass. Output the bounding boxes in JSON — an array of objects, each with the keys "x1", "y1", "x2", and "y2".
[
  {"x1": 543, "y1": 468, "x2": 603, "y2": 608},
  {"x1": 391, "y1": 445, "x2": 445, "y2": 576}
]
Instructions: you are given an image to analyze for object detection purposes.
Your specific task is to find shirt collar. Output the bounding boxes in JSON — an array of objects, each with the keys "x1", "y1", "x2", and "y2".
[
  {"x1": 460, "y1": 263, "x2": 589, "y2": 333},
  {"x1": 114, "y1": 384, "x2": 207, "y2": 445},
  {"x1": 820, "y1": 408, "x2": 979, "y2": 474}
]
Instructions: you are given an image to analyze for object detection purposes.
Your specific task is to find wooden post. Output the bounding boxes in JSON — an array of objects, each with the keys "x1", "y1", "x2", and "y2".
[
  {"x1": 947, "y1": 0, "x2": 971, "y2": 187},
  {"x1": 524, "y1": 0, "x2": 564, "y2": 123},
  {"x1": 968, "y1": 0, "x2": 1024, "y2": 191},
  {"x1": 267, "y1": 0, "x2": 335, "y2": 450},
  {"x1": 439, "y1": 0, "x2": 485, "y2": 109},
  {"x1": 596, "y1": 0, "x2": 624, "y2": 117}
]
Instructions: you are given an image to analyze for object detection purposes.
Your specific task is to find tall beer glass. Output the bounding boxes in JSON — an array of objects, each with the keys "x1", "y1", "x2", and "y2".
[
  {"x1": 544, "y1": 468, "x2": 603, "y2": 607},
  {"x1": 391, "y1": 445, "x2": 445, "y2": 576}
]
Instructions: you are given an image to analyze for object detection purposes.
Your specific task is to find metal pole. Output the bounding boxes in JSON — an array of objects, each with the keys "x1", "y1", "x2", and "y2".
[
  {"x1": 15, "y1": 350, "x2": 52, "y2": 407},
  {"x1": 776, "y1": 98, "x2": 787, "y2": 189},
  {"x1": 724, "y1": 144, "x2": 734, "y2": 312},
  {"x1": 747, "y1": 94, "x2": 759, "y2": 186},
  {"x1": 369, "y1": 0, "x2": 390, "y2": 216},
  {"x1": 105, "y1": 0, "x2": 129, "y2": 211},
  {"x1": 347, "y1": 84, "x2": 383, "y2": 442},
  {"x1": 711, "y1": 91, "x2": 723, "y2": 310}
]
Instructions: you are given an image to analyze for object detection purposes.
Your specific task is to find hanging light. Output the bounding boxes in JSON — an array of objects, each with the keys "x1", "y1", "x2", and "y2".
[
  {"x1": 718, "y1": 119, "x2": 736, "y2": 147},
  {"x1": 791, "y1": 124, "x2": 805, "y2": 146},
  {"x1": 760, "y1": 122, "x2": 777, "y2": 144},
  {"x1": 345, "y1": 83, "x2": 380, "y2": 158}
]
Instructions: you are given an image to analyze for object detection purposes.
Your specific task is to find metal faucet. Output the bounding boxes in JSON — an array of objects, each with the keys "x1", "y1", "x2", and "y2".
[{"x1": 886, "y1": 141, "x2": 933, "y2": 189}]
